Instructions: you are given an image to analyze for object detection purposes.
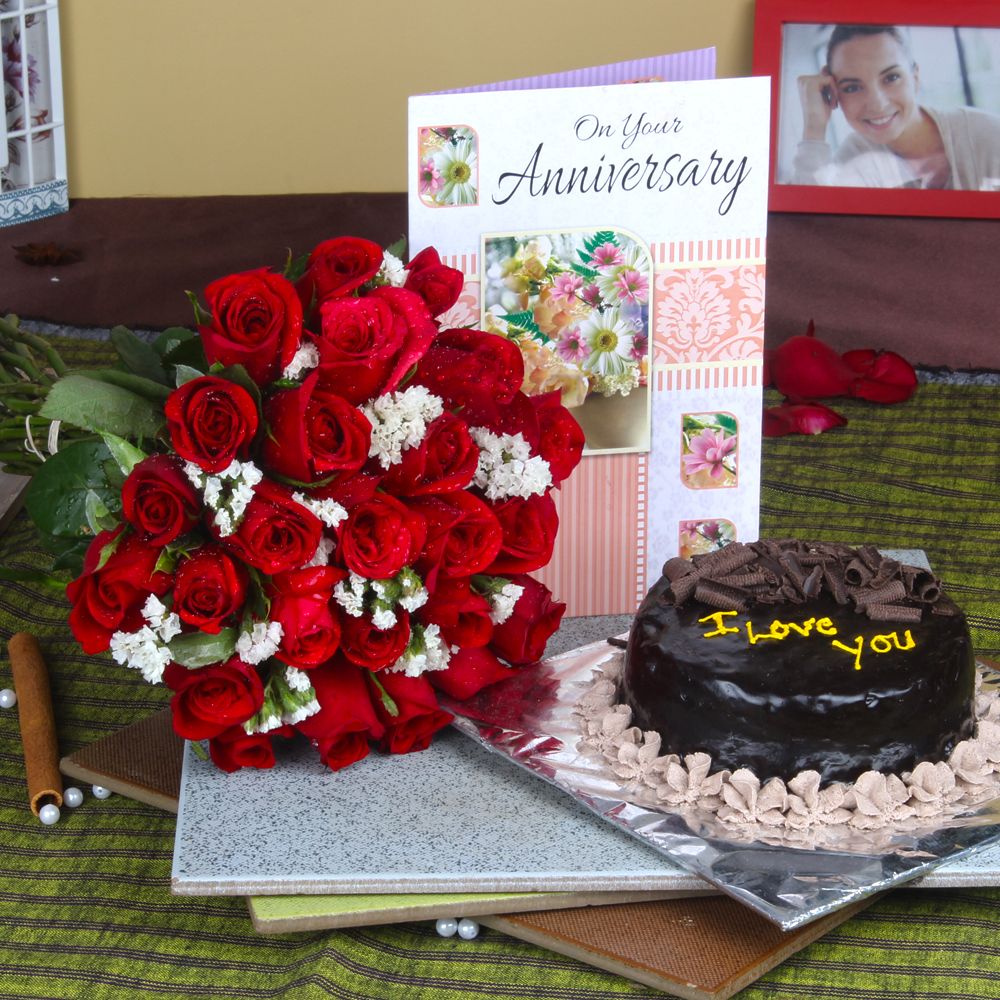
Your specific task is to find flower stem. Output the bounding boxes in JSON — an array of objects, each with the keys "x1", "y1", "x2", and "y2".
[{"x1": 0, "y1": 314, "x2": 68, "y2": 378}]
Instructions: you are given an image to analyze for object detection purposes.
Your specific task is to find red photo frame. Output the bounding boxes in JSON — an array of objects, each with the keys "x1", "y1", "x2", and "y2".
[{"x1": 752, "y1": 0, "x2": 1000, "y2": 218}]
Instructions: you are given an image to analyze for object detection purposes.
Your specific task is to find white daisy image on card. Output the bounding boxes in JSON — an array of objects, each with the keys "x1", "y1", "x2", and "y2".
[{"x1": 417, "y1": 125, "x2": 479, "y2": 207}]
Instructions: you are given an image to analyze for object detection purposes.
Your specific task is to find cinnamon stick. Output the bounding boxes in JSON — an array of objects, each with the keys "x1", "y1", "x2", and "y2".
[{"x1": 8, "y1": 632, "x2": 63, "y2": 815}]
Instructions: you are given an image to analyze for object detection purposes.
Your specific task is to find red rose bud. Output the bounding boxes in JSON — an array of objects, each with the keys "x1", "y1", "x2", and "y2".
[
  {"x1": 173, "y1": 546, "x2": 248, "y2": 634},
  {"x1": 224, "y1": 480, "x2": 323, "y2": 575},
  {"x1": 314, "y1": 286, "x2": 437, "y2": 405},
  {"x1": 429, "y1": 645, "x2": 515, "y2": 700},
  {"x1": 66, "y1": 528, "x2": 170, "y2": 655},
  {"x1": 121, "y1": 454, "x2": 201, "y2": 546},
  {"x1": 489, "y1": 574, "x2": 565, "y2": 666},
  {"x1": 373, "y1": 671, "x2": 453, "y2": 755},
  {"x1": 209, "y1": 724, "x2": 284, "y2": 773},
  {"x1": 163, "y1": 658, "x2": 265, "y2": 741},
  {"x1": 486, "y1": 491, "x2": 558, "y2": 575},
  {"x1": 164, "y1": 375, "x2": 259, "y2": 474},
  {"x1": 294, "y1": 658, "x2": 385, "y2": 771},
  {"x1": 404, "y1": 247, "x2": 464, "y2": 317},
  {"x1": 411, "y1": 328, "x2": 524, "y2": 410},
  {"x1": 262, "y1": 373, "x2": 372, "y2": 484},
  {"x1": 768, "y1": 325, "x2": 855, "y2": 399},
  {"x1": 379, "y1": 412, "x2": 479, "y2": 496},
  {"x1": 762, "y1": 402, "x2": 848, "y2": 437},
  {"x1": 270, "y1": 592, "x2": 342, "y2": 669},
  {"x1": 842, "y1": 349, "x2": 918, "y2": 404},
  {"x1": 296, "y1": 236, "x2": 384, "y2": 312},
  {"x1": 412, "y1": 492, "x2": 503, "y2": 589},
  {"x1": 530, "y1": 392, "x2": 585, "y2": 486},
  {"x1": 419, "y1": 576, "x2": 493, "y2": 649},
  {"x1": 339, "y1": 494, "x2": 426, "y2": 580},
  {"x1": 339, "y1": 610, "x2": 411, "y2": 671},
  {"x1": 200, "y1": 268, "x2": 302, "y2": 385}
]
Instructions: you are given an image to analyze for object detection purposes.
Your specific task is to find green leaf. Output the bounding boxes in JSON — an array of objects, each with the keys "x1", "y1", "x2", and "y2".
[
  {"x1": 282, "y1": 250, "x2": 311, "y2": 284},
  {"x1": 571, "y1": 262, "x2": 599, "y2": 280},
  {"x1": 185, "y1": 291, "x2": 212, "y2": 327},
  {"x1": 583, "y1": 230, "x2": 619, "y2": 255},
  {"x1": 0, "y1": 566, "x2": 69, "y2": 595},
  {"x1": 110, "y1": 326, "x2": 169, "y2": 385},
  {"x1": 24, "y1": 440, "x2": 120, "y2": 541},
  {"x1": 368, "y1": 672, "x2": 399, "y2": 718},
  {"x1": 151, "y1": 326, "x2": 197, "y2": 357},
  {"x1": 190, "y1": 741, "x2": 209, "y2": 761},
  {"x1": 101, "y1": 433, "x2": 148, "y2": 476},
  {"x1": 168, "y1": 628, "x2": 237, "y2": 668},
  {"x1": 162, "y1": 335, "x2": 208, "y2": 373},
  {"x1": 84, "y1": 489, "x2": 118, "y2": 535},
  {"x1": 40, "y1": 375, "x2": 165, "y2": 439},
  {"x1": 502, "y1": 310, "x2": 543, "y2": 338},
  {"x1": 49, "y1": 538, "x2": 91, "y2": 575},
  {"x1": 174, "y1": 364, "x2": 205, "y2": 387},
  {"x1": 72, "y1": 369, "x2": 172, "y2": 405},
  {"x1": 386, "y1": 235, "x2": 407, "y2": 260},
  {"x1": 716, "y1": 413, "x2": 738, "y2": 434}
]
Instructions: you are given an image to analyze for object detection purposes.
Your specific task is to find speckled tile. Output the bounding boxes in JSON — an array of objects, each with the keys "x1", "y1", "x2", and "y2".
[{"x1": 171, "y1": 615, "x2": 701, "y2": 896}]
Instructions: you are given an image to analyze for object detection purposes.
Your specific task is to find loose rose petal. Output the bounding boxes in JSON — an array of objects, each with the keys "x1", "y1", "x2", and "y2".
[
  {"x1": 763, "y1": 402, "x2": 847, "y2": 437},
  {"x1": 842, "y1": 349, "x2": 918, "y2": 404},
  {"x1": 768, "y1": 324, "x2": 855, "y2": 399}
]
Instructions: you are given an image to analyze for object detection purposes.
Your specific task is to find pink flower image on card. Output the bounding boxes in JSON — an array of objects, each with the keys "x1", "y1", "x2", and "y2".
[
  {"x1": 417, "y1": 125, "x2": 479, "y2": 208},
  {"x1": 678, "y1": 518, "x2": 736, "y2": 559},
  {"x1": 680, "y1": 412, "x2": 738, "y2": 489}
]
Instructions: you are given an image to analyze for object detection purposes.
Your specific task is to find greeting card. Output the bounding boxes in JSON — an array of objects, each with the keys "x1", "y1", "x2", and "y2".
[{"x1": 409, "y1": 62, "x2": 770, "y2": 615}]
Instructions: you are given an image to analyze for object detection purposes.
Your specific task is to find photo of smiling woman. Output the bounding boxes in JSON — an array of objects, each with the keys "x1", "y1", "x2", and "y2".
[{"x1": 777, "y1": 23, "x2": 1000, "y2": 190}]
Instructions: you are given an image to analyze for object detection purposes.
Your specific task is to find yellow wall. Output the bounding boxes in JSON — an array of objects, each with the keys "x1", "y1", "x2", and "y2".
[{"x1": 61, "y1": 0, "x2": 756, "y2": 197}]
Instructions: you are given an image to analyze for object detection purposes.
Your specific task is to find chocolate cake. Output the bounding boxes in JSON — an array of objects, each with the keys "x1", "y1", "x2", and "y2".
[{"x1": 622, "y1": 540, "x2": 976, "y2": 785}]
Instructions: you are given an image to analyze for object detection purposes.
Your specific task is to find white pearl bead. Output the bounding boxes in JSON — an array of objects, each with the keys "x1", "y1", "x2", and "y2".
[
  {"x1": 457, "y1": 918, "x2": 480, "y2": 940},
  {"x1": 92, "y1": 785, "x2": 112, "y2": 800},
  {"x1": 63, "y1": 787, "x2": 84, "y2": 808},
  {"x1": 0, "y1": 688, "x2": 16, "y2": 709},
  {"x1": 38, "y1": 803, "x2": 60, "y2": 825},
  {"x1": 435, "y1": 917, "x2": 458, "y2": 937}
]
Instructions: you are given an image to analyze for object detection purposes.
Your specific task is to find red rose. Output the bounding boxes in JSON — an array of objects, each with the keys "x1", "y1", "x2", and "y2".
[
  {"x1": 312, "y1": 286, "x2": 437, "y2": 405},
  {"x1": 489, "y1": 574, "x2": 565, "y2": 666},
  {"x1": 173, "y1": 545, "x2": 248, "y2": 633},
  {"x1": 296, "y1": 236, "x2": 384, "y2": 311},
  {"x1": 531, "y1": 392, "x2": 585, "y2": 486},
  {"x1": 404, "y1": 247, "x2": 464, "y2": 318},
  {"x1": 338, "y1": 494, "x2": 426, "y2": 579},
  {"x1": 373, "y1": 671, "x2": 453, "y2": 754},
  {"x1": 419, "y1": 577, "x2": 493, "y2": 648},
  {"x1": 486, "y1": 492, "x2": 558, "y2": 574},
  {"x1": 294, "y1": 658, "x2": 385, "y2": 771},
  {"x1": 269, "y1": 567, "x2": 344, "y2": 669},
  {"x1": 121, "y1": 454, "x2": 201, "y2": 546},
  {"x1": 339, "y1": 610, "x2": 411, "y2": 671},
  {"x1": 209, "y1": 724, "x2": 288, "y2": 773},
  {"x1": 763, "y1": 402, "x2": 848, "y2": 437},
  {"x1": 842, "y1": 349, "x2": 918, "y2": 404},
  {"x1": 164, "y1": 375, "x2": 259, "y2": 474},
  {"x1": 767, "y1": 323, "x2": 855, "y2": 399},
  {"x1": 200, "y1": 268, "x2": 302, "y2": 385},
  {"x1": 411, "y1": 329, "x2": 524, "y2": 410},
  {"x1": 163, "y1": 658, "x2": 265, "y2": 741},
  {"x1": 412, "y1": 492, "x2": 503, "y2": 589},
  {"x1": 262, "y1": 373, "x2": 371, "y2": 484},
  {"x1": 223, "y1": 480, "x2": 323, "y2": 574},
  {"x1": 66, "y1": 528, "x2": 170, "y2": 654},
  {"x1": 429, "y1": 646, "x2": 514, "y2": 700},
  {"x1": 379, "y1": 412, "x2": 478, "y2": 496},
  {"x1": 460, "y1": 388, "x2": 539, "y2": 448}
]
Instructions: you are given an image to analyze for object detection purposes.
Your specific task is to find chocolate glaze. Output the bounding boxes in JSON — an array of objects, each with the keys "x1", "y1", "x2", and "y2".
[{"x1": 622, "y1": 550, "x2": 976, "y2": 785}]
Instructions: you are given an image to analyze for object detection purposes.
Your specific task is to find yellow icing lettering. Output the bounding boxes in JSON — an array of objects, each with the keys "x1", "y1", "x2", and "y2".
[
  {"x1": 768, "y1": 619, "x2": 790, "y2": 639},
  {"x1": 815, "y1": 617, "x2": 837, "y2": 636},
  {"x1": 786, "y1": 617, "x2": 817, "y2": 637},
  {"x1": 869, "y1": 630, "x2": 917, "y2": 655},
  {"x1": 745, "y1": 621, "x2": 778, "y2": 645},
  {"x1": 831, "y1": 634, "x2": 864, "y2": 670},
  {"x1": 698, "y1": 611, "x2": 741, "y2": 638}
]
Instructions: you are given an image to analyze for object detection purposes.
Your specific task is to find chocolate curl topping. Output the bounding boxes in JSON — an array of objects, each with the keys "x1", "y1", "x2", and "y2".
[
  {"x1": 662, "y1": 539, "x2": 951, "y2": 625},
  {"x1": 867, "y1": 603, "x2": 922, "y2": 623}
]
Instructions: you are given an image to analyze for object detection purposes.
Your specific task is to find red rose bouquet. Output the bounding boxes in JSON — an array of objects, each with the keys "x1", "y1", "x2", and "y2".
[{"x1": 2, "y1": 237, "x2": 584, "y2": 773}]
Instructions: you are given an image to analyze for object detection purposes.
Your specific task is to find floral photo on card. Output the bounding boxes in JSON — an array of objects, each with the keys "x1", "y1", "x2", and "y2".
[
  {"x1": 680, "y1": 412, "x2": 738, "y2": 489},
  {"x1": 417, "y1": 125, "x2": 479, "y2": 207},
  {"x1": 481, "y1": 229, "x2": 652, "y2": 453},
  {"x1": 679, "y1": 518, "x2": 736, "y2": 559}
]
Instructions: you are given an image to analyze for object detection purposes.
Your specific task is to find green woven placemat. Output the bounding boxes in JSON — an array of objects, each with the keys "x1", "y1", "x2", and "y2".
[{"x1": 0, "y1": 338, "x2": 997, "y2": 998}]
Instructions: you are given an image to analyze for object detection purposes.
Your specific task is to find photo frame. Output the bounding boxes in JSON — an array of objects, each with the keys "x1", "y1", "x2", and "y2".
[{"x1": 753, "y1": 0, "x2": 1000, "y2": 218}]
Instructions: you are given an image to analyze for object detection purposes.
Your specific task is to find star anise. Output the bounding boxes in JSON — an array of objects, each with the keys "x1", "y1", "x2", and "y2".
[{"x1": 13, "y1": 242, "x2": 82, "y2": 266}]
